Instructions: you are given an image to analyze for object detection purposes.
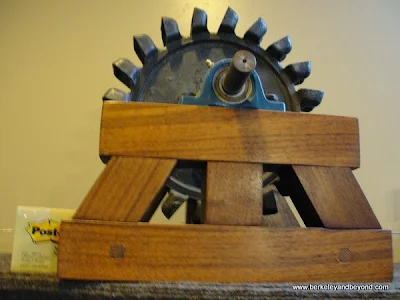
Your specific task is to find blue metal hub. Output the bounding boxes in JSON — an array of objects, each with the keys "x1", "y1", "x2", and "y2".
[{"x1": 180, "y1": 58, "x2": 286, "y2": 111}]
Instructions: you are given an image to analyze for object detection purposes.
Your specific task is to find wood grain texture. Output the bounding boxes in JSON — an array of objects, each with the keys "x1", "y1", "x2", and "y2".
[
  {"x1": 74, "y1": 156, "x2": 176, "y2": 222},
  {"x1": 205, "y1": 162, "x2": 262, "y2": 225},
  {"x1": 100, "y1": 102, "x2": 360, "y2": 168},
  {"x1": 262, "y1": 186, "x2": 300, "y2": 227},
  {"x1": 278, "y1": 166, "x2": 381, "y2": 229},
  {"x1": 58, "y1": 221, "x2": 393, "y2": 283}
]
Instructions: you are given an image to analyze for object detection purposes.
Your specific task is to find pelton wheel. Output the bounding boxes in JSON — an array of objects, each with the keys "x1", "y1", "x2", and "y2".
[{"x1": 103, "y1": 7, "x2": 324, "y2": 222}]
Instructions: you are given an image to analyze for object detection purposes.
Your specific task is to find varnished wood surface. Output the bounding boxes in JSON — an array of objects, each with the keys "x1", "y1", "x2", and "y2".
[
  {"x1": 100, "y1": 102, "x2": 360, "y2": 168},
  {"x1": 205, "y1": 162, "x2": 262, "y2": 225},
  {"x1": 58, "y1": 221, "x2": 392, "y2": 283},
  {"x1": 262, "y1": 186, "x2": 300, "y2": 227},
  {"x1": 278, "y1": 166, "x2": 381, "y2": 229},
  {"x1": 74, "y1": 156, "x2": 176, "y2": 221}
]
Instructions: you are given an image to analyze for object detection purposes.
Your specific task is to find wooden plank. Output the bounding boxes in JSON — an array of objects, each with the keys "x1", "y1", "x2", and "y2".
[
  {"x1": 58, "y1": 221, "x2": 393, "y2": 283},
  {"x1": 262, "y1": 186, "x2": 300, "y2": 227},
  {"x1": 100, "y1": 102, "x2": 360, "y2": 168},
  {"x1": 278, "y1": 166, "x2": 381, "y2": 229},
  {"x1": 74, "y1": 156, "x2": 176, "y2": 222},
  {"x1": 204, "y1": 162, "x2": 262, "y2": 225}
]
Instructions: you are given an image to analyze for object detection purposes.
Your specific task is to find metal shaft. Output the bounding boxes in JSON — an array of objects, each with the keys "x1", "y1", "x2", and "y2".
[{"x1": 222, "y1": 50, "x2": 257, "y2": 95}]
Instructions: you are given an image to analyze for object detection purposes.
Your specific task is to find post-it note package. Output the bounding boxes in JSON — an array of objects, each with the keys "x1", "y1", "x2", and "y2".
[{"x1": 10, "y1": 206, "x2": 75, "y2": 274}]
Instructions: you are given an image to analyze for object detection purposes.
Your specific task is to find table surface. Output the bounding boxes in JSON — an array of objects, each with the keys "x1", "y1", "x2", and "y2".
[{"x1": 0, "y1": 254, "x2": 399, "y2": 299}]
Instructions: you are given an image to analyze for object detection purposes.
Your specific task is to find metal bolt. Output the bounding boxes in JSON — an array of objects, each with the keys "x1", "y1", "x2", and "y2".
[{"x1": 266, "y1": 93, "x2": 279, "y2": 101}]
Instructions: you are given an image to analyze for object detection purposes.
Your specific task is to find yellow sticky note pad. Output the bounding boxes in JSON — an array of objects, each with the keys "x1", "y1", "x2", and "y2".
[{"x1": 10, "y1": 206, "x2": 75, "y2": 274}]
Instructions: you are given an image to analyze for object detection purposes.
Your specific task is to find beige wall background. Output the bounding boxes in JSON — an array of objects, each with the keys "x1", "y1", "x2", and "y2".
[{"x1": 0, "y1": 0, "x2": 399, "y2": 261}]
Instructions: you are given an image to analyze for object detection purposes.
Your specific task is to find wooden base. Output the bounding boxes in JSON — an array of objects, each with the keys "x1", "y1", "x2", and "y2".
[{"x1": 58, "y1": 220, "x2": 393, "y2": 283}]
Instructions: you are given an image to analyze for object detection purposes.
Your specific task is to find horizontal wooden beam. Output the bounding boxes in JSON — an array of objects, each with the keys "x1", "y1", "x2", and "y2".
[
  {"x1": 58, "y1": 221, "x2": 392, "y2": 283},
  {"x1": 99, "y1": 102, "x2": 360, "y2": 168}
]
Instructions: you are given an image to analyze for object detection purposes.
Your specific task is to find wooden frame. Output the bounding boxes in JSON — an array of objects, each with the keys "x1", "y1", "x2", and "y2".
[{"x1": 57, "y1": 102, "x2": 392, "y2": 283}]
